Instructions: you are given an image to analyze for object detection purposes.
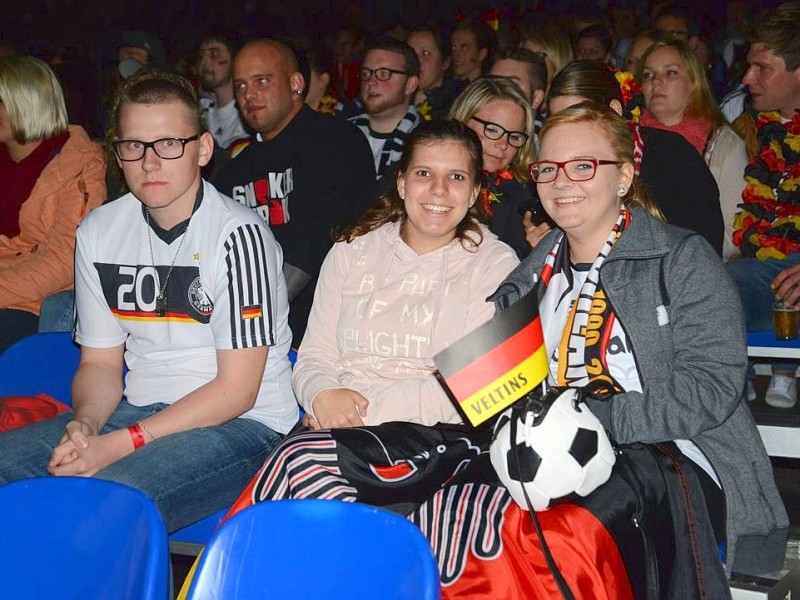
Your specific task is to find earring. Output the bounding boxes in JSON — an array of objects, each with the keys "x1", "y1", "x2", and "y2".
[{"x1": 618, "y1": 186, "x2": 626, "y2": 195}]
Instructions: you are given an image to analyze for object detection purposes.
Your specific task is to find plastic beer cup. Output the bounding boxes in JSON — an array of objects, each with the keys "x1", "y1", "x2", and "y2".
[{"x1": 773, "y1": 298, "x2": 799, "y2": 340}]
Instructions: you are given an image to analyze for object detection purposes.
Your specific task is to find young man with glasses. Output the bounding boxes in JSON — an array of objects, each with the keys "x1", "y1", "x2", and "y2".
[
  {"x1": 0, "y1": 70, "x2": 298, "y2": 533},
  {"x1": 348, "y1": 38, "x2": 422, "y2": 183}
]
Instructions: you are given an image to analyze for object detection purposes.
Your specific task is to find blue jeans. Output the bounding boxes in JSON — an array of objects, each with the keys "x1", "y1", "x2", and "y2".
[
  {"x1": 0, "y1": 400, "x2": 283, "y2": 532},
  {"x1": 38, "y1": 290, "x2": 75, "y2": 333},
  {"x1": 725, "y1": 253, "x2": 800, "y2": 373}
]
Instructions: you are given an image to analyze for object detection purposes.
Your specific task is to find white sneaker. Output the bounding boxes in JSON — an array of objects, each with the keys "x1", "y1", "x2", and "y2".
[
  {"x1": 745, "y1": 379, "x2": 757, "y2": 402},
  {"x1": 765, "y1": 375, "x2": 798, "y2": 408}
]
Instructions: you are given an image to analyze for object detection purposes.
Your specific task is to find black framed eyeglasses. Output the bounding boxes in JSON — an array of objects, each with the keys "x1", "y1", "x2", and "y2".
[
  {"x1": 529, "y1": 159, "x2": 624, "y2": 183},
  {"x1": 357, "y1": 67, "x2": 409, "y2": 82},
  {"x1": 470, "y1": 116, "x2": 529, "y2": 148},
  {"x1": 113, "y1": 135, "x2": 201, "y2": 161}
]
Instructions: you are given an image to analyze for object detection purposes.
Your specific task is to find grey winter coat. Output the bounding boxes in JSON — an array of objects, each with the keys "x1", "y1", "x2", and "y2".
[{"x1": 491, "y1": 207, "x2": 788, "y2": 576}]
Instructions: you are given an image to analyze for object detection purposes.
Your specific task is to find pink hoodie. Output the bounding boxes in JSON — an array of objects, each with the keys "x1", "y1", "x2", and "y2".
[{"x1": 293, "y1": 221, "x2": 519, "y2": 426}]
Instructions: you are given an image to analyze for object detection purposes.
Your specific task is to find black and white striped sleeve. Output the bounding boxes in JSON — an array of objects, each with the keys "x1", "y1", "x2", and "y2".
[{"x1": 218, "y1": 223, "x2": 276, "y2": 349}]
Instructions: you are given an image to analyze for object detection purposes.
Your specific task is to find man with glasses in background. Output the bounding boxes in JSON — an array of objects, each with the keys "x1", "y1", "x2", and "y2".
[
  {"x1": 348, "y1": 38, "x2": 421, "y2": 184},
  {"x1": 0, "y1": 70, "x2": 298, "y2": 532}
]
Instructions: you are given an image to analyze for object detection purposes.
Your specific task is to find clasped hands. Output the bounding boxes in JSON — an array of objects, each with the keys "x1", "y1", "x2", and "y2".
[
  {"x1": 301, "y1": 388, "x2": 369, "y2": 430},
  {"x1": 47, "y1": 418, "x2": 130, "y2": 477}
]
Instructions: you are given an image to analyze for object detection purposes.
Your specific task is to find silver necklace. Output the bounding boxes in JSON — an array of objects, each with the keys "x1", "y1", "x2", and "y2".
[{"x1": 145, "y1": 208, "x2": 190, "y2": 317}]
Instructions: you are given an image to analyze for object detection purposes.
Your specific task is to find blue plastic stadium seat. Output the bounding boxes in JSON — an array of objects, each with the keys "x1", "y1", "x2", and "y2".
[
  {"x1": 171, "y1": 349, "x2": 300, "y2": 552},
  {"x1": 0, "y1": 331, "x2": 80, "y2": 405},
  {"x1": 0, "y1": 333, "x2": 303, "y2": 554},
  {"x1": 0, "y1": 335, "x2": 297, "y2": 409},
  {"x1": 169, "y1": 507, "x2": 229, "y2": 554},
  {"x1": 0, "y1": 477, "x2": 169, "y2": 600},
  {"x1": 186, "y1": 499, "x2": 441, "y2": 600}
]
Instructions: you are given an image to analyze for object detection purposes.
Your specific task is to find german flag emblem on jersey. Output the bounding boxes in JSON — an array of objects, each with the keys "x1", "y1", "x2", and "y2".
[
  {"x1": 241, "y1": 304, "x2": 263, "y2": 320},
  {"x1": 434, "y1": 291, "x2": 548, "y2": 427}
]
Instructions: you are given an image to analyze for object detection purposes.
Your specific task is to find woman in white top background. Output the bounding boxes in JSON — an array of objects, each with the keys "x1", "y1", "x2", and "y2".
[{"x1": 638, "y1": 37, "x2": 748, "y2": 259}]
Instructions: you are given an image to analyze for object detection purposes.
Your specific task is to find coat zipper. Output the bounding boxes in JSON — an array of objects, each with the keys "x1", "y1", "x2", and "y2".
[{"x1": 632, "y1": 478, "x2": 661, "y2": 599}]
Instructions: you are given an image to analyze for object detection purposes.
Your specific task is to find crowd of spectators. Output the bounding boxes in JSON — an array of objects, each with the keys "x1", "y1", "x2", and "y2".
[{"x1": 0, "y1": 0, "x2": 798, "y2": 596}]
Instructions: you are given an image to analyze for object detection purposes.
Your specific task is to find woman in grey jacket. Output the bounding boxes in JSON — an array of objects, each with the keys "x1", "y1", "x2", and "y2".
[
  {"x1": 404, "y1": 104, "x2": 785, "y2": 598},
  {"x1": 498, "y1": 103, "x2": 787, "y2": 583}
]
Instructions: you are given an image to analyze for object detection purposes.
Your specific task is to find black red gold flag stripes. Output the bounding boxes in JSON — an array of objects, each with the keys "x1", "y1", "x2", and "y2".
[{"x1": 434, "y1": 291, "x2": 548, "y2": 426}]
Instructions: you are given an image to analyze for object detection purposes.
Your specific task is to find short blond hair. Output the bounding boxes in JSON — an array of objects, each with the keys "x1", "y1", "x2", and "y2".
[
  {"x1": 518, "y1": 24, "x2": 574, "y2": 77},
  {"x1": 449, "y1": 75, "x2": 536, "y2": 181},
  {"x1": 0, "y1": 55, "x2": 68, "y2": 144}
]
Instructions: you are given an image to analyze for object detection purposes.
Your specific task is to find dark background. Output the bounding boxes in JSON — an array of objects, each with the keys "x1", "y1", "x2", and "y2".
[
  {"x1": 5, "y1": 0, "x2": 764, "y2": 64},
  {"x1": 2, "y1": 0, "x2": 777, "y2": 139}
]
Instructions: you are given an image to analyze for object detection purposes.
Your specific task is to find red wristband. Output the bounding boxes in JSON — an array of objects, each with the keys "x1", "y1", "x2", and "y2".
[{"x1": 128, "y1": 423, "x2": 146, "y2": 450}]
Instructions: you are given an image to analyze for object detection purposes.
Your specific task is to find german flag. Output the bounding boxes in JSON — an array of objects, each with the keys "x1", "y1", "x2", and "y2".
[
  {"x1": 241, "y1": 304, "x2": 263, "y2": 320},
  {"x1": 434, "y1": 291, "x2": 548, "y2": 427}
]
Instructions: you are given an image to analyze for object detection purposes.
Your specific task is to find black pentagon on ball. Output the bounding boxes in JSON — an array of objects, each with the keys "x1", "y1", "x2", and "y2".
[
  {"x1": 568, "y1": 428, "x2": 598, "y2": 467},
  {"x1": 494, "y1": 413, "x2": 511, "y2": 435},
  {"x1": 507, "y1": 442, "x2": 542, "y2": 482}
]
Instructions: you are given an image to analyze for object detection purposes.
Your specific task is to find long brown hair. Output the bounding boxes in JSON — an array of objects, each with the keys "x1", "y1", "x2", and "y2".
[
  {"x1": 549, "y1": 60, "x2": 622, "y2": 108},
  {"x1": 336, "y1": 120, "x2": 485, "y2": 249}
]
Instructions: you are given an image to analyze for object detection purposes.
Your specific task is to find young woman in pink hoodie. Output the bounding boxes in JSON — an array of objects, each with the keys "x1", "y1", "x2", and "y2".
[{"x1": 223, "y1": 119, "x2": 518, "y2": 519}]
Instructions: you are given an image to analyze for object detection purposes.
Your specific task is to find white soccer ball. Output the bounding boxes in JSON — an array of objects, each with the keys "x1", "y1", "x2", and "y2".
[{"x1": 490, "y1": 387, "x2": 616, "y2": 512}]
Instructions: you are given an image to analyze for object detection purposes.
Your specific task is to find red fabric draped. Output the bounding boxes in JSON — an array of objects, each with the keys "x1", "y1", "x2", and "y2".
[{"x1": 443, "y1": 502, "x2": 634, "y2": 600}]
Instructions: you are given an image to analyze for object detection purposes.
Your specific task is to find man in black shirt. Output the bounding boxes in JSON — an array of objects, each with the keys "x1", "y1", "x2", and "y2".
[{"x1": 214, "y1": 39, "x2": 375, "y2": 346}]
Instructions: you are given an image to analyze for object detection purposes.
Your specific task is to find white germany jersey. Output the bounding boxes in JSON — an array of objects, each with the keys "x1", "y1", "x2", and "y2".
[{"x1": 74, "y1": 181, "x2": 297, "y2": 434}]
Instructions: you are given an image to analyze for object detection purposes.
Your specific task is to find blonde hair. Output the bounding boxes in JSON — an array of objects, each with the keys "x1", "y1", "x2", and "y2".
[
  {"x1": 637, "y1": 38, "x2": 724, "y2": 130},
  {"x1": 0, "y1": 55, "x2": 68, "y2": 144},
  {"x1": 518, "y1": 24, "x2": 574, "y2": 76},
  {"x1": 448, "y1": 75, "x2": 536, "y2": 181},
  {"x1": 540, "y1": 102, "x2": 663, "y2": 220}
]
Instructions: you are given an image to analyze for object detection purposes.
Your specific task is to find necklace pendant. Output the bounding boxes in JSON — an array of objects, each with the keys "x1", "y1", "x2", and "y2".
[{"x1": 155, "y1": 295, "x2": 167, "y2": 317}]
